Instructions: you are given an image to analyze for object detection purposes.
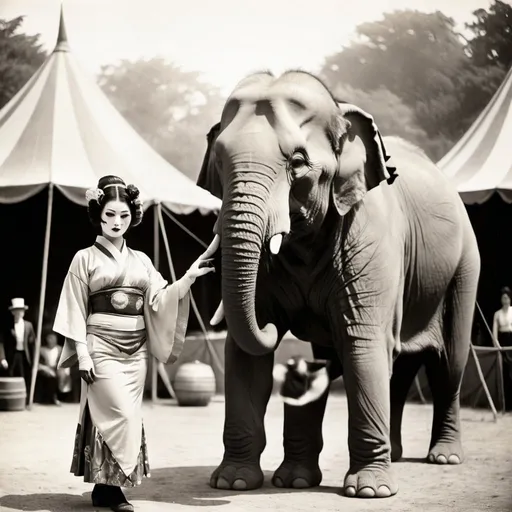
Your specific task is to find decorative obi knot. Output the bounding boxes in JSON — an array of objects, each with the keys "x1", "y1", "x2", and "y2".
[{"x1": 90, "y1": 287, "x2": 144, "y2": 316}]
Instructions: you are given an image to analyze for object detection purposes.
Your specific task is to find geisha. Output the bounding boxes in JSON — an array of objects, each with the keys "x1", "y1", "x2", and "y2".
[{"x1": 53, "y1": 175, "x2": 218, "y2": 512}]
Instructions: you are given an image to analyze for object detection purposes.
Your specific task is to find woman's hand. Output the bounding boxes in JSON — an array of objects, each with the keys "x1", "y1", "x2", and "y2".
[
  {"x1": 79, "y1": 368, "x2": 96, "y2": 385},
  {"x1": 185, "y1": 234, "x2": 220, "y2": 282},
  {"x1": 75, "y1": 341, "x2": 96, "y2": 385}
]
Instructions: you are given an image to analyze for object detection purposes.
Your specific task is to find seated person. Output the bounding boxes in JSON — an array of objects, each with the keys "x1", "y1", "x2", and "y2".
[{"x1": 38, "y1": 331, "x2": 72, "y2": 405}]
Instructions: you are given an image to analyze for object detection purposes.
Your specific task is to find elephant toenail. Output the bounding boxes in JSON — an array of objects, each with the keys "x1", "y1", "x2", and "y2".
[
  {"x1": 436, "y1": 455, "x2": 447, "y2": 464},
  {"x1": 216, "y1": 477, "x2": 231, "y2": 489},
  {"x1": 357, "y1": 487, "x2": 376, "y2": 498},
  {"x1": 273, "y1": 477, "x2": 284, "y2": 488},
  {"x1": 292, "y1": 478, "x2": 309, "y2": 489},
  {"x1": 448, "y1": 455, "x2": 460, "y2": 464},
  {"x1": 345, "y1": 486, "x2": 357, "y2": 497},
  {"x1": 233, "y1": 479, "x2": 247, "y2": 490},
  {"x1": 377, "y1": 485, "x2": 392, "y2": 498}
]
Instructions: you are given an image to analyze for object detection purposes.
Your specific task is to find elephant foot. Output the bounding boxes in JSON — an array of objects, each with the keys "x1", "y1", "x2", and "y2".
[
  {"x1": 210, "y1": 460, "x2": 264, "y2": 490},
  {"x1": 344, "y1": 465, "x2": 398, "y2": 498},
  {"x1": 427, "y1": 440, "x2": 463, "y2": 465},
  {"x1": 272, "y1": 460, "x2": 322, "y2": 489}
]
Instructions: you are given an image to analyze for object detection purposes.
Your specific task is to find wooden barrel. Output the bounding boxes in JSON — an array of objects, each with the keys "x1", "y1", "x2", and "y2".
[
  {"x1": 174, "y1": 361, "x2": 216, "y2": 406},
  {"x1": 0, "y1": 377, "x2": 27, "y2": 411}
]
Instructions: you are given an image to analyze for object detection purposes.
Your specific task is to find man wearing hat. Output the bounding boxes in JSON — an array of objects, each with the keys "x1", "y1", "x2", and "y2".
[{"x1": 1, "y1": 298, "x2": 36, "y2": 403}]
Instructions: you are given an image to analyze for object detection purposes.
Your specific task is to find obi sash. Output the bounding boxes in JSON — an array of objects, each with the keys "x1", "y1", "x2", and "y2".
[
  {"x1": 90, "y1": 287, "x2": 144, "y2": 316},
  {"x1": 88, "y1": 287, "x2": 146, "y2": 355}
]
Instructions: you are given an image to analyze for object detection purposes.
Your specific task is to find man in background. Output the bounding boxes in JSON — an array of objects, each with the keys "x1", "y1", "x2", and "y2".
[{"x1": 1, "y1": 298, "x2": 35, "y2": 404}]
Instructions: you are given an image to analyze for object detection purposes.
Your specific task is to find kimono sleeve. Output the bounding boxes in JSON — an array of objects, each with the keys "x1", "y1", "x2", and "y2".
[
  {"x1": 53, "y1": 250, "x2": 90, "y2": 369},
  {"x1": 140, "y1": 252, "x2": 191, "y2": 364}
]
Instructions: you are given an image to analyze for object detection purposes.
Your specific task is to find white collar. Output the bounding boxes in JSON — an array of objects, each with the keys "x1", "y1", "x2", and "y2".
[{"x1": 95, "y1": 235, "x2": 127, "y2": 263}]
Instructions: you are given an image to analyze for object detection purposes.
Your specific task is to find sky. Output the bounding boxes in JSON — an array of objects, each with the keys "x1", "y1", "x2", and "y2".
[{"x1": 0, "y1": 0, "x2": 499, "y2": 95}]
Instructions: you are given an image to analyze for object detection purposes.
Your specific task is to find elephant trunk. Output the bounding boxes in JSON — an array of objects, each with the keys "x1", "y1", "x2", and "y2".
[{"x1": 221, "y1": 164, "x2": 279, "y2": 356}]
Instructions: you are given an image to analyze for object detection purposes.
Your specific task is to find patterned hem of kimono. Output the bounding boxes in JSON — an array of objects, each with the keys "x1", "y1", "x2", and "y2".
[{"x1": 71, "y1": 400, "x2": 150, "y2": 487}]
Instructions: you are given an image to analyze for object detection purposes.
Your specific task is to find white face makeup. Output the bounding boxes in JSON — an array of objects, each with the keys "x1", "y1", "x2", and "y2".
[{"x1": 101, "y1": 200, "x2": 132, "y2": 238}]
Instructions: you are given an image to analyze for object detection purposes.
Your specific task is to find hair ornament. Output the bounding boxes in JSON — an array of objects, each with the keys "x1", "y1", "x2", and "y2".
[
  {"x1": 103, "y1": 183, "x2": 126, "y2": 190},
  {"x1": 85, "y1": 187, "x2": 104, "y2": 204}
]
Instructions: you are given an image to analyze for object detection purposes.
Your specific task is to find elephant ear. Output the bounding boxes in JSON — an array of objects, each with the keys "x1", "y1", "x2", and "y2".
[
  {"x1": 331, "y1": 103, "x2": 398, "y2": 216},
  {"x1": 197, "y1": 122, "x2": 223, "y2": 199}
]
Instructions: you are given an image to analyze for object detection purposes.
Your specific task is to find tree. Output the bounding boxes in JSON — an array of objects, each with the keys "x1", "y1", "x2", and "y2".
[
  {"x1": 0, "y1": 16, "x2": 47, "y2": 110},
  {"x1": 98, "y1": 58, "x2": 224, "y2": 180},
  {"x1": 331, "y1": 83, "x2": 441, "y2": 153},
  {"x1": 466, "y1": 0, "x2": 512, "y2": 69},
  {"x1": 319, "y1": 9, "x2": 506, "y2": 160}
]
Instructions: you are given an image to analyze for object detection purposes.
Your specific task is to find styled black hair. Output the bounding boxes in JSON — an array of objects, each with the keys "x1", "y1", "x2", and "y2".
[
  {"x1": 87, "y1": 175, "x2": 143, "y2": 231},
  {"x1": 501, "y1": 286, "x2": 512, "y2": 300}
]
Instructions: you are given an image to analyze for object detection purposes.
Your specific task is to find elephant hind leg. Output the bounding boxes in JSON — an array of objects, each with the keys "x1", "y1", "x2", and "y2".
[
  {"x1": 425, "y1": 259, "x2": 478, "y2": 465},
  {"x1": 390, "y1": 352, "x2": 424, "y2": 461}
]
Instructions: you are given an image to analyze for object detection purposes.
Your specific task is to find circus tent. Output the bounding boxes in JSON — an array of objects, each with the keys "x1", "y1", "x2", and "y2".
[
  {"x1": 438, "y1": 65, "x2": 512, "y2": 205},
  {"x1": 0, "y1": 6, "x2": 221, "y2": 407},
  {"x1": 0, "y1": 7, "x2": 220, "y2": 214},
  {"x1": 436, "y1": 66, "x2": 512, "y2": 415}
]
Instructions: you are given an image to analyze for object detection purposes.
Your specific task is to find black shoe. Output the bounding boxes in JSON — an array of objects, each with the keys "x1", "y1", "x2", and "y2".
[
  {"x1": 109, "y1": 487, "x2": 134, "y2": 512},
  {"x1": 110, "y1": 503, "x2": 134, "y2": 512},
  {"x1": 91, "y1": 484, "x2": 113, "y2": 507}
]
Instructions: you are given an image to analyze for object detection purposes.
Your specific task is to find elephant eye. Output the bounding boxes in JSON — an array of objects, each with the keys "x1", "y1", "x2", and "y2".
[{"x1": 289, "y1": 151, "x2": 309, "y2": 175}]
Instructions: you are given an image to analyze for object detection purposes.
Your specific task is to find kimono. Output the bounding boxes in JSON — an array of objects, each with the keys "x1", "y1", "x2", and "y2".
[{"x1": 53, "y1": 235, "x2": 190, "y2": 487}]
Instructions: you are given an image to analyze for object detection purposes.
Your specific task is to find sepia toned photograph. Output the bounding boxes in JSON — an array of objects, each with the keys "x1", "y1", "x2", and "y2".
[{"x1": 0, "y1": 0, "x2": 511, "y2": 511}]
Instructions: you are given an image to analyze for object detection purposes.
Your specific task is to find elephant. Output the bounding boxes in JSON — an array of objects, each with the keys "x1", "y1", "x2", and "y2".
[{"x1": 196, "y1": 70, "x2": 481, "y2": 499}]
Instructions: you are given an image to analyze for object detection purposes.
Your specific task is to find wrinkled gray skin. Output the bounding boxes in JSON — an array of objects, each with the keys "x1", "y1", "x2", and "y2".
[{"x1": 196, "y1": 70, "x2": 480, "y2": 498}]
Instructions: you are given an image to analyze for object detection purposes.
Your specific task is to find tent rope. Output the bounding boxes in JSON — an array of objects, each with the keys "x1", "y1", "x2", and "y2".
[
  {"x1": 162, "y1": 206, "x2": 209, "y2": 249},
  {"x1": 475, "y1": 301, "x2": 506, "y2": 413},
  {"x1": 157, "y1": 206, "x2": 224, "y2": 377}
]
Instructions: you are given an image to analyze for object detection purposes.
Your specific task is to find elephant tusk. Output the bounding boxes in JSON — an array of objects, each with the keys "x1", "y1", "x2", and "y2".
[
  {"x1": 210, "y1": 300, "x2": 225, "y2": 326},
  {"x1": 203, "y1": 234, "x2": 220, "y2": 258},
  {"x1": 269, "y1": 234, "x2": 283, "y2": 255}
]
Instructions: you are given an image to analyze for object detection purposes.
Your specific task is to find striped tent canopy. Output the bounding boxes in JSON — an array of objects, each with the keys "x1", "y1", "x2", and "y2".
[
  {"x1": 438, "y1": 66, "x2": 512, "y2": 205},
  {"x1": 0, "y1": 7, "x2": 220, "y2": 215}
]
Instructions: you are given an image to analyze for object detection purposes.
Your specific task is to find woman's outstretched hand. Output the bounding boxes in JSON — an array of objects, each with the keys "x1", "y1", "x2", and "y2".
[{"x1": 185, "y1": 234, "x2": 220, "y2": 281}]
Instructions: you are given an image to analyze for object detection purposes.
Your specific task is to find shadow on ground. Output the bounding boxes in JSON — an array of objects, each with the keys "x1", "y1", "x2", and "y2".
[{"x1": 0, "y1": 466, "x2": 341, "y2": 510}]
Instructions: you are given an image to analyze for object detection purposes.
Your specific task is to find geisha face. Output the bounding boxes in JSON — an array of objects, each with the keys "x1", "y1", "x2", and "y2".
[{"x1": 101, "y1": 200, "x2": 132, "y2": 239}]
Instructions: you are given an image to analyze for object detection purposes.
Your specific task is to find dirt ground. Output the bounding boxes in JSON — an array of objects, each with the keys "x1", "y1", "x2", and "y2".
[{"x1": 0, "y1": 393, "x2": 511, "y2": 512}]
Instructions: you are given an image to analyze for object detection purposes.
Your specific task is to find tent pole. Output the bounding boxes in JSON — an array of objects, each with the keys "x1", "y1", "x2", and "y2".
[
  {"x1": 151, "y1": 204, "x2": 160, "y2": 404},
  {"x1": 28, "y1": 183, "x2": 54, "y2": 409},
  {"x1": 496, "y1": 350, "x2": 506, "y2": 413}
]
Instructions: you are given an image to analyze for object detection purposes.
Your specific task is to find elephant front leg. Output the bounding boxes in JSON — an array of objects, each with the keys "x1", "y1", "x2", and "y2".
[
  {"x1": 341, "y1": 336, "x2": 398, "y2": 498},
  {"x1": 272, "y1": 344, "x2": 337, "y2": 489},
  {"x1": 272, "y1": 387, "x2": 329, "y2": 489},
  {"x1": 210, "y1": 334, "x2": 274, "y2": 491}
]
